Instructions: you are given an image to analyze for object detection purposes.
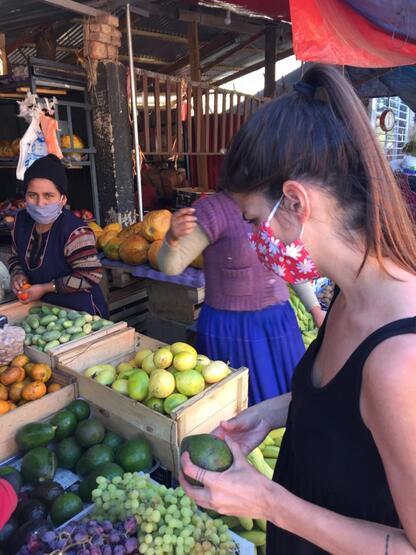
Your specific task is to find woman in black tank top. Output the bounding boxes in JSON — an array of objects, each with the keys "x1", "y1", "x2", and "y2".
[{"x1": 179, "y1": 65, "x2": 416, "y2": 555}]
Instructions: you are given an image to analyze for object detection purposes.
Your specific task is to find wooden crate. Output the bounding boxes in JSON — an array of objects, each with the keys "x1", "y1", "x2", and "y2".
[
  {"x1": 108, "y1": 281, "x2": 148, "y2": 333},
  {"x1": 147, "y1": 280, "x2": 204, "y2": 324},
  {"x1": 146, "y1": 313, "x2": 195, "y2": 345},
  {"x1": 57, "y1": 331, "x2": 248, "y2": 475},
  {"x1": 0, "y1": 368, "x2": 76, "y2": 461},
  {"x1": 0, "y1": 300, "x2": 128, "y2": 366}
]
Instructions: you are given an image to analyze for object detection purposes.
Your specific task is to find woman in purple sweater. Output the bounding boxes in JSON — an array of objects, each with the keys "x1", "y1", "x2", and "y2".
[{"x1": 158, "y1": 191, "x2": 323, "y2": 404}]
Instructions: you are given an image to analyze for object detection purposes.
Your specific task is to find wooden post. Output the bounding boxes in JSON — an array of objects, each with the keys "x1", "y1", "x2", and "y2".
[
  {"x1": 36, "y1": 26, "x2": 57, "y2": 60},
  {"x1": 0, "y1": 34, "x2": 7, "y2": 75},
  {"x1": 264, "y1": 27, "x2": 276, "y2": 98},
  {"x1": 188, "y1": 22, "x2": 209, "y2": 189}
]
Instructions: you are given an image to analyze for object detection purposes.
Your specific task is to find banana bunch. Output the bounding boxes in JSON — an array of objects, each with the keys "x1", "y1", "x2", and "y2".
[
  {"x1": 221, "y1": 429, "x2": 286, "y2": 553},
  {"x1": 288, "y1": 288, "x2": 318, "y2": 348}
]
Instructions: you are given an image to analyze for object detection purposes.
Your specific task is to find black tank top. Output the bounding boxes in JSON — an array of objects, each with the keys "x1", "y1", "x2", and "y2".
[{"x1": 268, "y1": 289, "x2": 416, "y2": 554}]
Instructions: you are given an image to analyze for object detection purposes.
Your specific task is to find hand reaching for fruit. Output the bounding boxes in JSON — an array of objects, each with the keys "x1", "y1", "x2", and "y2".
[{"x1": 165, "y1": 208, "x2": 197, "y2": 248}]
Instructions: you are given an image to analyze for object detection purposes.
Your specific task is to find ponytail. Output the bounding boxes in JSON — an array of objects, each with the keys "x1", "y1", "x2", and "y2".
[{"x1": 221, "y1": 64, "x2": 416, "y2": 276}]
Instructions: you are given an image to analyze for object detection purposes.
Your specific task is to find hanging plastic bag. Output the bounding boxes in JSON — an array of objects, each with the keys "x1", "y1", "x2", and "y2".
[
  {"x1": 16, "y1": 116, "x2": 48, "y2": 180},
  {"x1": 40, "y1": 112, "x2": 63, "y2": 159}
]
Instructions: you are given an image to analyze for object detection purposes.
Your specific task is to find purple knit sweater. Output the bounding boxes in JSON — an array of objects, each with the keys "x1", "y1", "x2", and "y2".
[{"x1": 194, "y1": 192, "x2": 289, "y2": 311}]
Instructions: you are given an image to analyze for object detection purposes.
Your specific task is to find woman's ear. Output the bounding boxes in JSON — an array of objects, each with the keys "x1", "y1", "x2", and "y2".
[
  {"x1": 60, "y1": 195, "x2": 68, "y2": 207},
  {"x1": 282, "y1": 180, "x2": 311, "y2": 223}
]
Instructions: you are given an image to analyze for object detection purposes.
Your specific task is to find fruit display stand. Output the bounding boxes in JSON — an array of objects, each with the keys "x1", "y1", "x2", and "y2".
[
  {"x1": 0, "y1": 300, "x2": 128, "y2": 365},
  {"x1": 55, "y1": 329, "x2": 249, "y2": 476},
  {"x1": 0, "y1": 369, "x2": 76, "y2": 461}
]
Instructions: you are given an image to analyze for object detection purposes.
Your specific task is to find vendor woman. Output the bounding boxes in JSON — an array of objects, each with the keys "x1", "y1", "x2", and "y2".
[{"x1": 8, "y1": 154, "x2": 108, "y2": 317}]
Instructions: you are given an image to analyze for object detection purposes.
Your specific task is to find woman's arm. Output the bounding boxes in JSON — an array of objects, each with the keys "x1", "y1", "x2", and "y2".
[
  {"x1": 158, "y1": 224, "x2": 210, "y2": 275},
  {"x1": 182, "y1": 338, "x2": 416, "y2": 555},
  {"x1": 292, "y1": 282, "x2": 325, "y2": 327},
  {"x1": 55, "y1": 227, "x2": 103, "y2": 294}
]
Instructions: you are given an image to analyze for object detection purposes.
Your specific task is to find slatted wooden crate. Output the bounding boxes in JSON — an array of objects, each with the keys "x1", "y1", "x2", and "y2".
[
  {"x1": 108, "y1": 281, "x2": 148, "y2": 333},
  {"x1": 147, "y1": 280, "x2": 204, "y2": 324},
  {"x1": 57, "y1": 329, "x2": 249, "y2": 476},
  {"x1": 0, "y1": 300, "x2": 127, "y2": 365}
]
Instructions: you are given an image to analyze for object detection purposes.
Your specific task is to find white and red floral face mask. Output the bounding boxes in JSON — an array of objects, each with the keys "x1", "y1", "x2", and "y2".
[{"x1": 249, "y1": 195, "x2": 320, "y2": 284}]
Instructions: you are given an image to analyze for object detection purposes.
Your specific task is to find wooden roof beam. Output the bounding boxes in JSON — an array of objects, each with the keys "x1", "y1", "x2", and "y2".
[
  {"x1": 38, "y1": 0, "x2": 106, "y2": 17},
  {"x1": 201, "y1": 28, "x2": 264, "y2": 73},
  {"x1": 179, "y1": 9, "x2": 261, "y2": 35},
  {"x1": 160, "y1": 31, "x2": 238, "y2": 75},
  {"x1": 212, "y1": 47, "x2": 293, "y2": 87}
]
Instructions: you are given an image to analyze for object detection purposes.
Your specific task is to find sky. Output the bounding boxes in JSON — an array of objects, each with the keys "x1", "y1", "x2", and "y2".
[{"x1": 220, "y1": 54, "x2": 302, "y2": 95}]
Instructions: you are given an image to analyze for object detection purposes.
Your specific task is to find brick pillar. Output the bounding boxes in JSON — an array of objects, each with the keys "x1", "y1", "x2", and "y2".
[{"x1": 84, "y1": 15, "x2": 136, "y2": 225}]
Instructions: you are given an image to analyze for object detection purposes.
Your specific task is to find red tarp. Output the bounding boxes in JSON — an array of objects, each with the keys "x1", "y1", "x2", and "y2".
[{"x1": 289, "y1": 0, "x2": 416, "y2": 67}]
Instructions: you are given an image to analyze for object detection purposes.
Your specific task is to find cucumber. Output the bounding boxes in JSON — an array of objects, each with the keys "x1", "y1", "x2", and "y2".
[
  {"x1": 91, "y1": 320, "x2": 105, "y2": 331},
  {"x1": 62, "y1": 320, "x2": 73, "y2": 329},
  {"x1": 29, "y1": 307, "x2": 42, "y2": 314},
  {"x1": 65, "y1": 326, "x2": 83, "y2": 335},
  {"x1": 39, "y1": 315, "x2": 58, "y2": 326},
  {"x1": 42, "y1": 330, "x2": 61, "y2": 342},
  {"x1": 59, "y1": 310, "x2": 67, "y2": 319},
  {"x1": 36, "y1": 346, "x2": 44, "y2": 352},
  {"x1": 37, "y1": 338, "x2": 46, "y2": 348},
  {"x1": 31, "y1": 334, "x2": 41, "y2": 346},
  {"x1": 44, "y1": 340, "x2": 60, "y2": 352},
  {"x1": 101, "y1": 320, "x2": 113, "y2": 327},
  {"x1": 22, "y1": 321, "x2": 32, "y2": 334},
  {"x1": 59, "y1": 334, "x2": 70, "y2": 344},
  {"x1": 83, "y1": 313, "x2": 93, "y2": 323},
  {"x1": 67, "y1": 310, "x2": 80, "y2": 321},
  {"x1": 70, "y1": 332, "x2": 86, "y2": 341},
  {"x1": 41, "y1": 306, "x2": 51, "y2": 315},
  {"x1": 26, "y1": 315, "x2": 40, "y2": 330},
  {"x1": 55, "y1": 318, "x2": 66, "y2": 327},
  {"x1": 36, "y1": 326, "x2": 46, "y2": 334},
  {"x1": 92, "y1": 315, "x2": 101, "y2": 322},
  {"x1": 74, "y1": 316, "x2": 86, "y2": 328},
  {"x1": 51, "y1": 307, "x2": 61, "y2": 316},
  {"x1": 83, "y1": 323, "x2": 92, "y2": 334},
  {"x1": 46, "y1": 321, "x2": 57, "y2": 331},
  {"x1": 24, "y1": 334, "x2": 33, "y2": 346}
]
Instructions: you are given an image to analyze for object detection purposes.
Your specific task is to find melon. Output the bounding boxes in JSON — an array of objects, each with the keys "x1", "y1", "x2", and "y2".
[
  {"x1": 141, "y1": 210, "x2": 172, "y2": 242},
  {"x1": 148, "y1": 240, "x2": 163, "y2": 270},
  {"x1": 103, "y1": 236, "x2": 124, "y2": 260},
  {"x1": 119, "y1": 235, "x2": 150, "y2": 265}
]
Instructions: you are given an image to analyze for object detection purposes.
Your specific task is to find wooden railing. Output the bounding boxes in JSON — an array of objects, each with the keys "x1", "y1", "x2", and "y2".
[{"x1": 134, "y1": 68, "x2": 267, "y2": 156}]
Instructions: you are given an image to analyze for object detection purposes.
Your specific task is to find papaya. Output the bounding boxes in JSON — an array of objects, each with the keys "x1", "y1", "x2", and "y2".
[
  {"x1": 141, "y1": 209, "x2": 171, "y2": 242},
  {"x1": 119, "y1": 235, "x2": 150, "y2": 265},
  {"x1": 1, "y1": 366, "x2": 25, "y2": 386},
  {"x1": 103, "y1": 222, "x2": 122, "y2": 234},
  {"x1": 97, "y1": 230, "x2": 118, "y2": 251},
  {"x1": 0, "y1": 384, "x2": 8, "y2": 401},
  {"x1": 103, "y1": 236, "x2": 124, "y2": 260},
  {"x1": 0, "y1": 400, "x2": 10, "y2": 414},
  {"x1": 11, "y1": 354, "x2": 30, "y2": 367},
  {"x1": 21, "y1": 447, "x2": 57, "y2": 485},
  {"x1": 148, "y1": 239, "x2": 163, "y2": 270},
  {"x1": 16, "y1": 422, "x2": 56, "y2": 451}
]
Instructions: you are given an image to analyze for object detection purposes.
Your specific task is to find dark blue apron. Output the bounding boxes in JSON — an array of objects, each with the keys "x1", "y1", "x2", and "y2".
[{"x1": 14, "y1": 209, "x2": 108, "y2": 317}]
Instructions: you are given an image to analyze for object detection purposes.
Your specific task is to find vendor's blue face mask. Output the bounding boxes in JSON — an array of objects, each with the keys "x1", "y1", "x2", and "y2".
[{"x1": 26, "y1": 201, "x2": 63, "y2": 225}]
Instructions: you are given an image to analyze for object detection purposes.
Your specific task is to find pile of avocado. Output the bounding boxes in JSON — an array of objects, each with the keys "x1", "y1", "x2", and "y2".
[{"x1": 0, "y1": 399, "x2": 153, "y2": 554}]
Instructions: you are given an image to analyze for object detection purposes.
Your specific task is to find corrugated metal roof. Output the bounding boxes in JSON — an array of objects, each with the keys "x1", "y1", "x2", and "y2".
[{"x1": 1, "y1": 0, "x2": 291, "y2": 83}]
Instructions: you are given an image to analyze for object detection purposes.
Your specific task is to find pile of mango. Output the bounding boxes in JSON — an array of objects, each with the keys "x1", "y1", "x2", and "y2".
[
  {"x1": 0, "y1": 354, "x2": 61, "y2": 414},
  {"x1": 288, "y1": 288, "x2": 318, "y2": 348},
  {"x1": 220, "y1": 428, "x2": 285, "y2": 553}
]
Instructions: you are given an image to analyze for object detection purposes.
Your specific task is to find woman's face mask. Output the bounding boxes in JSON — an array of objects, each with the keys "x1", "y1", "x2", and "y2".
[
  {"x1": 26, "y1": 201, "x2": 63, "y2": 224},
  {"x1": 25, "y1": 178, "x2": 65, "y2": 225},
  {"x1": 249, "y1": 195, "x2": 320, "y2": 284}
]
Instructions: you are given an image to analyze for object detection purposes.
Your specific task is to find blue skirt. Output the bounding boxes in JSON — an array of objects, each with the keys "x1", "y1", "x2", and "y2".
[{"x1": 196, "y1": 302, "x2": 305, "y2": 405}]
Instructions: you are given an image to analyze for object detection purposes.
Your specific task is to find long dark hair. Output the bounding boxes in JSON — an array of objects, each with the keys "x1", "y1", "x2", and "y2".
[{"x1": 221, "y1": 64, "x2": 416, "y2": 275}]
